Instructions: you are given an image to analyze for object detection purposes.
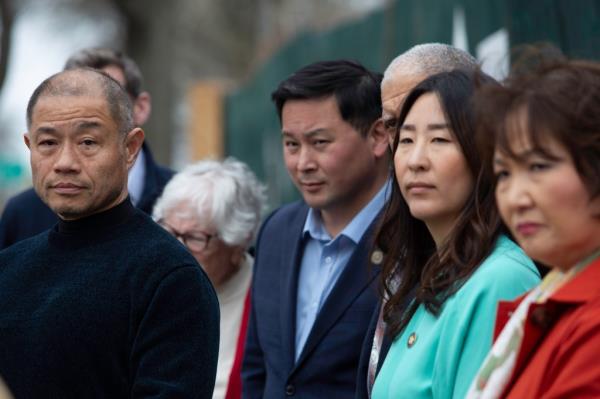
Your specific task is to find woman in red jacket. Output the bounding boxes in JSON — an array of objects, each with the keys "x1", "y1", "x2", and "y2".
[{"x1": 467, "y1": 58, "x2": 600, "y2": 398}]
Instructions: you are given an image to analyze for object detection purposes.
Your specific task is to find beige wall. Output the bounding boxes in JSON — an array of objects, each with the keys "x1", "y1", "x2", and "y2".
[{"x1": 187, "y1": 81, "x2": 227, "y2": 160}]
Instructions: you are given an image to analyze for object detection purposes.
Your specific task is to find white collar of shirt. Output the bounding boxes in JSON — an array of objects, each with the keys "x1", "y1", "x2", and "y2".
[
  {"x1": 303, "y1": 179, "x2": 391, "y2": 245},
  {"x1": 128, "y1": 147, "x2": 146, "y2": 206}
]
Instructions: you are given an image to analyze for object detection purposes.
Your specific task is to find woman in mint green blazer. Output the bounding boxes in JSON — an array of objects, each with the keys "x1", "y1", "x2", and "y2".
[{"x1": 370, "y1": 70, "x2": 540, "y2": 399}]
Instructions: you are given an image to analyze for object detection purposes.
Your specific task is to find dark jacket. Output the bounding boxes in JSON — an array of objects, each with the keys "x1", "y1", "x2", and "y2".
[{"x1": 242, "y1": 201, "x2": 380, "y2": 399}]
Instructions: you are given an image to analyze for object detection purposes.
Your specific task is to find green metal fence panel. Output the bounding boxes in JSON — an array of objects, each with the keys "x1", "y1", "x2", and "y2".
[
  {"x1": 507, "y1": 0, "x2": 600, "y2": 60},
  {"x1": 461, "y1": 0, "x2": 507, "y2": 53}
]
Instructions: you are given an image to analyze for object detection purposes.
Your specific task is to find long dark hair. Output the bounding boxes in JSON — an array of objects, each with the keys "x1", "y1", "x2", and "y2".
[{"x1": 375, "y1": 69, "x2": 502, "y2": 339}]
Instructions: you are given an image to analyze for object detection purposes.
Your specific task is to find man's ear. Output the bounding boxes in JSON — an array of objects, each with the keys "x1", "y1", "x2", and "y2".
[
  {"x1": 368, "y1": 118, "x2": 389, "y2": 158},
  {"x1": 24, "y1": 133, "x2": 31, "y2": 149},
  {"x1": 132, "y1": 92, "x2": 152, "y2": 126},
  {"x1": 125, "y1": 127, "x2": 145, "y2": 169}
]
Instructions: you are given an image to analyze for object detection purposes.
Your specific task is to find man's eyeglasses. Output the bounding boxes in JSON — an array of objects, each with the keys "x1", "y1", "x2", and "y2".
[
  {"x1": 157, "y1": 220, "x2": 216, "y2": 253},
  {"x1": 382, "y1": 117, "x2": 399, "y2": 131},
  {"x1": 382, "y1": 117, "x2": 400, "y2": 147}
]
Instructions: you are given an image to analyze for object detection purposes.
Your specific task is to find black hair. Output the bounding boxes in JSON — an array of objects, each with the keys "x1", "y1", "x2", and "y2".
[
  {"x1": 271, "y1": 60, "x2": 382, "y2": 136},
  {"x1": 475, "y1": 59, "x2": 600, "y2": 201}
]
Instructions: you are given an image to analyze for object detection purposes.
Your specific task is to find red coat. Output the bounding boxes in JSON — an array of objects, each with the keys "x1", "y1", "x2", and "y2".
[{"x1": 494, "y1": 257, "x2": 600, "y2": 398}]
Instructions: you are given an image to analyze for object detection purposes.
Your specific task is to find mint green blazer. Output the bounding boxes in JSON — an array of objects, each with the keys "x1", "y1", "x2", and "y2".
[{"x1": 372, "y1": 235, "x2": 540, "y2": 399}]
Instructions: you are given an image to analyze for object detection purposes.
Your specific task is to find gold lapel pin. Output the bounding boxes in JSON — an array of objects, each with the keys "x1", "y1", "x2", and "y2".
[
  {"x1": 371, "y1": 249, "x2": 383, "y2": 265},
  {"x1": 407, "y1": 332, "x2": 417, "y2": 348}
]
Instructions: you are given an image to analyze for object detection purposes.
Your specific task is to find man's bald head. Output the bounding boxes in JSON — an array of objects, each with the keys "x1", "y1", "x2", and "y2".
[
  {"x1": 26, "y1": 68, "x2": 134, "y2": 136},
  {"x1": 381, "y1": 43, "x2": 478, "y2": 121}
]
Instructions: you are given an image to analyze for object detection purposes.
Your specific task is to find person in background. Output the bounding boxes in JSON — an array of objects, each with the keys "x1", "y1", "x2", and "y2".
[
  {"x1": 152, "y1": 157, "x2": 267, "y2": 399},
  {"x1": 358, "y1": 43, "x2": 479, "y2": 399},
  {"x1": 0, "y1": 47, "x2": 173, "y2": 249},
  {"x1": 380, "y1": 43, "x2": 478, "y2": 142},
  {"x1": 371, "y1": 70, "x2": 540, "y2": 399},
  {"x1": 0, "y1": 68, "x2": 219, "y2": 397},
  {"x1": 242, "y1": 60, "x2": 390, "y2": 399},
  {"x1": 467, "y1": 59, "x2": 600, "y2": 398}
]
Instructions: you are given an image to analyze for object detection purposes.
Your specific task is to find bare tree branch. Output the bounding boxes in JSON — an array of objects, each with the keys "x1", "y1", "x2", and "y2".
[{"x1": 0, "y1": 0, "x2": 14, "y2": 93}]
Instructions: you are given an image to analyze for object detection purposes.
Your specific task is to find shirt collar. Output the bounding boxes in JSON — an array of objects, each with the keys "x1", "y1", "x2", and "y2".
[
  {"x1": 303, "y1": 179, "x2": 391, "y2": 244},
  {"x1": 128, "y1": 147, "x2": 146, "y2": 205}
]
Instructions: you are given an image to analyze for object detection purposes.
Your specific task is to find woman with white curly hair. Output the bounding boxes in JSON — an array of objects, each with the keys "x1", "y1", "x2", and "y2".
[{"x1": 153, "y1": 157, "x2": 267, "y2": 399}]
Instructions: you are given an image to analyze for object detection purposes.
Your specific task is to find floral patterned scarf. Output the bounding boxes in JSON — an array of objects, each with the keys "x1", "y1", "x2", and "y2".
[{"x1": 465, "y1": 250, "x2": 600, "y2": 399}]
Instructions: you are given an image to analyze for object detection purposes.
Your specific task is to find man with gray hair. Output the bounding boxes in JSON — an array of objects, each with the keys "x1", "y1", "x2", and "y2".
[
  {"x1": 357, "y1": 43, "x2": 478, "y2": 399},
  {"x1": 0, "y1": 68, "x2": 219, "y2": 398},
  {"x1": 380, "y1": 43, "x2": 477, "y2": 143}
]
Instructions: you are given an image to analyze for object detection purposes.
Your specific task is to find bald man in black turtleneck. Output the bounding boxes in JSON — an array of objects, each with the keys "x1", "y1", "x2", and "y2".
[{"x1": 0, "y1": 68, "x2": 219, "y2": 398}]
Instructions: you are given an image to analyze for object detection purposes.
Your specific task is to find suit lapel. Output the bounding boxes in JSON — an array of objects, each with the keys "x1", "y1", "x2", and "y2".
[
  {"x1": 292, "y1": 220, "x2": 380, "y2": 371},
  {"x1": 280, "y1": 205, "x2": 309, "y2": 372}
]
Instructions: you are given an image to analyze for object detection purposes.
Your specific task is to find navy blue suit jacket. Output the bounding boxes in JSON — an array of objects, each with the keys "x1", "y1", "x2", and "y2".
[
  {"x1": 242, "y1": 201, "x2": 381, "y2": 399},
  {"x1": 0, "y1": 143, "x2": 173, "y2": 249}
]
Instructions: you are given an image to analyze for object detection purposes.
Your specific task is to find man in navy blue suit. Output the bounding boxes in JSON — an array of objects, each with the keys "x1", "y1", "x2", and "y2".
[
  {"x1": 242, "y1": 60, "x2": 390, "y2": 398},
  {"x1": 0, "y1": 48, "x2": 173, "y2": 249}
]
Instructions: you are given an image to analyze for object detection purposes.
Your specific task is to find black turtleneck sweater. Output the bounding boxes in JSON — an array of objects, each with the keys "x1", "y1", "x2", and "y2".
[{"x1": 0, "y1": 199, "x2": 219, "y2": 398}]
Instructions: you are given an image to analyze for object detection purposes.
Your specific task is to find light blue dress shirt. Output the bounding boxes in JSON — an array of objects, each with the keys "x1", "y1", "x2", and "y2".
[
  {"x1": 128, "y1": 147, "x2": 146, "y2": 206},
  {"x1": 295, "y1": 181, "x2": 390, "y2": 361}
]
